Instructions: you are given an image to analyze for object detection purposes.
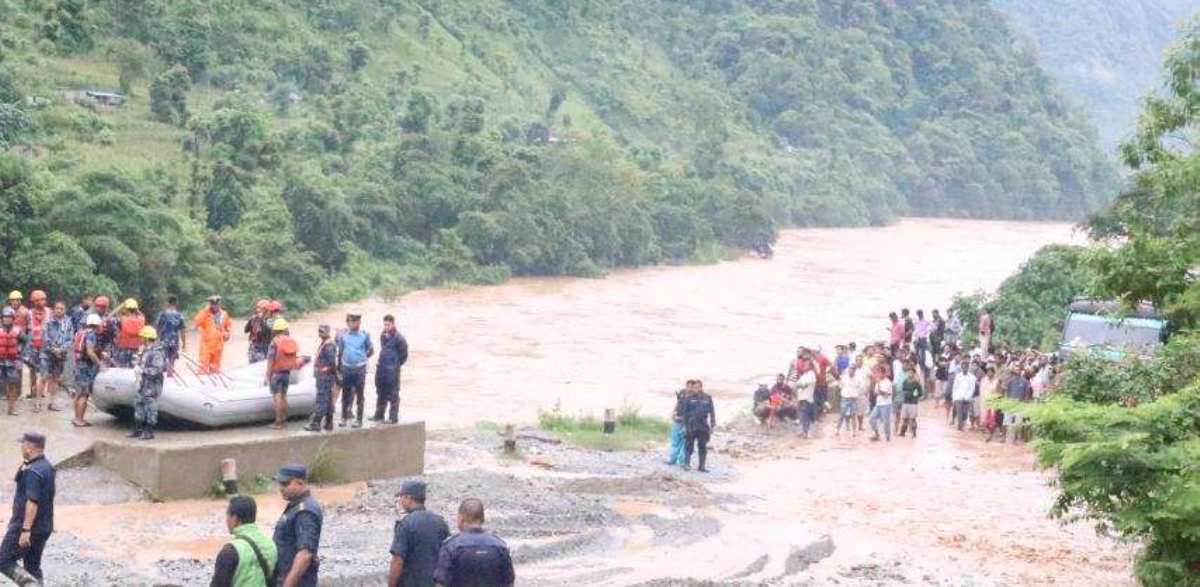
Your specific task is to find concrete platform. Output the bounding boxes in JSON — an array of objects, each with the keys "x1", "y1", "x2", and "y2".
[{"x1": 92, "y1": 422, "x2": 426, "y2": 500}]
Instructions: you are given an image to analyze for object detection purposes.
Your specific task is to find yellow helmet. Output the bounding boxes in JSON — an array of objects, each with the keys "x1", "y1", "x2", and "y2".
[
  {"x1": 7, "y1": 291, "x2": 22, "y2": 301},
  {"x1": 139, "y1": 326, "x2": 158, "y2": 340},
  {"x1": 272, "y1": 318, "x2": 290, "y2": 332},
  {"x1": 123, "y1": 298, "x2": 139, "y2": 310}
]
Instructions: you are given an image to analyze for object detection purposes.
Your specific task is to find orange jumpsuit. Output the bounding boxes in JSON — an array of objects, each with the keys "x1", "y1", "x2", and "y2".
[{"x1": 193, "y1": 307, "x2": 232, "y2": 373}]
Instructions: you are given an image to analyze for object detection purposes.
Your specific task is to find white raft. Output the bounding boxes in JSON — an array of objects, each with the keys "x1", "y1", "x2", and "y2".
[{"x1": 91, "y1": 361, "x2": 317, "y2": 428}]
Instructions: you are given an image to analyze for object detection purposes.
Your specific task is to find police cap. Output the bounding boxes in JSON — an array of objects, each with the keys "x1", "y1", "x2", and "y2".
[
  {"x1": 399, "y1": 480, "x2": 427, "y2": 501},
  {"x1": 17, "y1": 432, "x2": 46, "y2": 448},
  {"x1": 274, "y1": 464, "x2": 307, "y2": 483}
]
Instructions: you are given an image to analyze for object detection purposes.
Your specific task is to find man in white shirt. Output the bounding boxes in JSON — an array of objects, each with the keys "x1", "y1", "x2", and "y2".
[
  {"x1": 794, "y1": 366, "x2": 817, "y2": 439},
  {"x1": 951, "y1": 358, "x2": 977, "y2": 431}
]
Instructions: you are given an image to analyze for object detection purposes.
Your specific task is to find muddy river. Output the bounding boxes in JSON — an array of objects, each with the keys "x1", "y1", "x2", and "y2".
[{"x1": 263, "y1": 218, "x2": 1082, "y2": 428}]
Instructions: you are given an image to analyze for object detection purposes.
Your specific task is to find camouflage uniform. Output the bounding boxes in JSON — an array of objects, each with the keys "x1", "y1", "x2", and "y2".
[{"x1": 135, "y1": 342, "x2": 167, "y2": 428}]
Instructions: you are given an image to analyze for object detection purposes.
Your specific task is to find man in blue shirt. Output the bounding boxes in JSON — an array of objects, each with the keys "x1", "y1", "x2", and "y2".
[
  {"x1": 371, "y1": 315, "x2": 408, "y2": 425},
  {"x1": 434, "y1": 498, "x2": 514, "y2": 587},
  {"x1": 388, "y1": 481, "x2": 449, "y2": 587},
  {"x1": 273, "y1": 465, "x2": 322, "y2": 587},
  {"x1": 0, "y1": 432, "x2": 55, "y2": 585},
  {"x1": 336, "y1": 314, "x2": 373, "y2": 428},
  {"x1": 154, "y1": 295, "x2": 186, "y2": 375}
]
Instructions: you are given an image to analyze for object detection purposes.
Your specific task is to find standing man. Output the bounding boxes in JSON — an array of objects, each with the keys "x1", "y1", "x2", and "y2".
[
  {"x1": 72, "y1": 314, "x2": 104, "y2": 427},
  {"x1": 946, "y1": 309, "x2": 962, "y2": 348},
  {"x1": 388, "y1": 481, "x2": 450, "y2": 587},
  {"x1": 930, "y1": 309, "x2": 946, "y2": 360},
  {"x1": 273, "y1": 465, "x2": 323, "y2": 587},
  {"x1": 793, "y1": 362, "x2": 817, "y2": 438},
  {"x1": 681, "y1": 380, "x2": 716, "y2": 472},
  {"x1": 666, "y1": 380, "x2": 690, "y2": 465},
  {"x1": 23, "y1": 291, "x2": 49, "y2": 402},
  {"x1": 836, "y1": 358, "x2": 862, "y2": 437},
  {"x1": 38, "y1": 302, "x2": 72, "y2": 413},
  {"x1": 0, "y1": 432, "x2": 55, "y2": 586},
  {"x1": 210, "y1": 495, "x2": 277, "y2": 587},
  {"x1": 194, "y1": 295, "x2": 232, "y2": 374},
  {"x1": 433, "y1": 499, "x2": 514, "y2": 587},
  {"x1": 336, "y1": 313, "x2": 373, "y2": 428},
  {"x1": 888, "y1": 312, "x2": 904, "y2": 355},
  {"x1": 113, "y1": 299, "x2": 146, "y2": 368},
  {"x1": 305, "y1": 325, "x2": 337, "y2": 433},
  {"x1": 913, "y1": 310, "x2": 931, "y2": 378},
  {"x1": 265, "y1": 320, "x2": 301, "y2": 430},
  {"x1": 130, "y1": 326, "x2": 166, "y2": 440},
  {"x1": 898, "y1": 364, "x2": 922, "y2": 438},
  {"x1": 0, "y1": 309, "x2": 24, "y2": 417},
  {"x1": 977, "y1": 309, "x2": 995, "y2": 355},
  {"x1": 868, "y1": 365, "x2": 893, "y2": 442},
  {"x1": 244, "y1": 300, "x2": 272, "y2": 364},
  {"x1": 371, "y1": 314, "x2": 408, "y2": 424},
  {"x1": 951, "y1": 357, "x2": 977, "y2": 431},
  {"x1": 68, "y1": 295, "x2": 93, "y2": 333},
  {"x1": 154, "y1": 296, "x2": 186, "y2": 375},
  {"x1": 92, "y1": 296, "x2": 114, "y2": 361}
]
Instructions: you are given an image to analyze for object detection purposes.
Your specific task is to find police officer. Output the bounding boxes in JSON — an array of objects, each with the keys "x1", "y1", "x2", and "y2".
[
  {"x1": 130, "y1": 326, "x2": 166, "y2": 440},
  {"x1": 210, "y1": 495, "x2": 277, "y2": 587},
  {"x1": 370, "y1": 314, "x2": 408, "y2": 424},
  {"x1": 388, "y1": 480, "x2": 449, "y2": 587},
  {"x1": 681, "y1": 380, "x2": 716, "y2": 472},
  {"x1": 0, "y1": 432, "x2": 55, "y2": 586},
  {"x1": 304, "y1": 325, "x2": 337, "y2": 433},
  {"x1": 433, "y1": 498, "x2": 514, "y2": 587},
  {"x1": 272, "y1": 464, "x2": 323, "y2": 587}
]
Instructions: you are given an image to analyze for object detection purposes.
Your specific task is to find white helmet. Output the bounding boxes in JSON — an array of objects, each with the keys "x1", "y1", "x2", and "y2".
[{"x1": 85, "y1": 314, "x2": 102, "y2": 327}]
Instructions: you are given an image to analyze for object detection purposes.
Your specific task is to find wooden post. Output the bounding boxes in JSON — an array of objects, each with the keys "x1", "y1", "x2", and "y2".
[
  {"x1": 503, "y1": 424, "x2": 516, "y2": 454},
  {"x1": 220, "y1": 458, "x2": 239, "y2": 495},
  {"x1": 603, "y1": 408, "x2": 616, "y2": 434}
]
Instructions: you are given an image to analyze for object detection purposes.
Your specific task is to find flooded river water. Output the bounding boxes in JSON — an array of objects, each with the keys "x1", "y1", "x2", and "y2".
[{"x1": 273, "y1": 218, "x2": 1082, "y2": 428}]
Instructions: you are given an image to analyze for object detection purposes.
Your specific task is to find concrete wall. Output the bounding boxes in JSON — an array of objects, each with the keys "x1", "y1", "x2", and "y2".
[{"x1": 93, "y1": 423, "x2": 425, "y2": 500}]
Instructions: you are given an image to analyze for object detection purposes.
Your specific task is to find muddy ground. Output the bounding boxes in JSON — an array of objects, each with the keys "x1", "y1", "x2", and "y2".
[{"x1": 30, "y1": 403, "x2": 1136, "y2": 586}]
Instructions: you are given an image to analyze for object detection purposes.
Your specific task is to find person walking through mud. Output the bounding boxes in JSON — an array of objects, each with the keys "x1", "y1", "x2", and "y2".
[{"x1": 681, "y1": 380, "x2": 716, "y2": 472}]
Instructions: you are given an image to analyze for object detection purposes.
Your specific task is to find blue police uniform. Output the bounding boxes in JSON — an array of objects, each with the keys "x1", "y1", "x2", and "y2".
[
  {"x1": 273, "y1": 491, "x2": 323, "y2": 587},
  {"x1": 0, "y1": 453, "x2": 55, "y2": 582},
  {"x1": 433, "y1": 528, "x2": 515, "y2": 587},
  {"x1": 372, "y1": 329, "x2": 408, "y2": 423},
  {"x1": 154, "y1": 309, "x2": 184, "y2": 364},
  {"x1": 391, "y1": 506, "x2": 449, "y2": 587},
  {"x1": 306, "y1": 340, "x2": 338, "y2": 431}
]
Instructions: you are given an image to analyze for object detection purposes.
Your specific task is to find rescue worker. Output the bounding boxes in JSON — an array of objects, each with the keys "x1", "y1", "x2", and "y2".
[
  {"x1": 72, "y1": 314, "x2": 104, "y2": 427},
  {"x1": 370, "y1": 314, "x2": 408, "y2": 425},
  {"x1": 433, "y1": 498, "x2": 514, "y2": 587},
  {"x1": 245, "y1": 300, "x2": 272, "y2": 364},
  {"x1": 210, "y1": 495, "x2": 278, "y2": 587},
  {"x1": 265, "y1": 319, "x2": 302, "y2": 430},
  {"x1": 91, "y1": 295, "x2": 113, "y2": 362},
  {"x1": 0, "y1": 309, "x2": 23, "y2": 417},
  {"x1": 38, "y1": 302, "x2": 72, "y2": 413},
  {"x1": 336, "y1": 313, "x2": 373, "y2": 428},
  {"x1": 130, "y1": 326, "x2": 166, "y2": 440},
  {"x1": 113, "y1": 299, "x2": 146, "y2": 368},
  {"x1": 273, "y1": 464, "x2": 323, "y2": 587},
  {"x1": 68, "y1": 295, "x2": 92, "y2": 333},
  {"x1": 5, "y1": 292, "x2": 28, "y2": 329},
  {"x1": 304, "y1": 325, "x2": 337, "y2": 433},
  {"x1": 194, "y1": 295, "x2": 232, "y2": 374},
  {"x1": 387, "y1": 480, "x2": 449, "y2": 587},
  {"x1": 680, "y1": 380, "x2": 716, "y2": 472},
  {"x1": 23, "y1": 291, "x2": 49, "y2": 402},
  {"x1": 0, "y1": 432, "x2": 55, "y2": 586},
  {"x1": 154, "y1": 295, "x2": 186, "y2": 374},
  {"x1": 265, "y1": 300, "x2": 284, "y2": 332}
]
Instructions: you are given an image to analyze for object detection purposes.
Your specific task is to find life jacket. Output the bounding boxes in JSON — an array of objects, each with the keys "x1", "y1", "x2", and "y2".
[
  {"x1": 270, "y1": 336, "x2": 300, "y2": 373},
  {"x1": 28, "y1": 307, "x2": 49, "y2": 349},
  {"x1": 116, "y1": 314, "x2": 146, "y2": 350},
  {"x1": 0, "y1": 326, "x2": 21, "y2": 360}
]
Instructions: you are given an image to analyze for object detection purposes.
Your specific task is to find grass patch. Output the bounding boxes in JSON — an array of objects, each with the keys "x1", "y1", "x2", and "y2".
[
  {"x1": 308, "y1": 441, "x2": 346, "y2": 485},
  {"x1": 537, "y1": 405, "x2": 669, "y2": 451},
  {"x1": 207, "y1": 473, "x2": 274, "y2": 500}
]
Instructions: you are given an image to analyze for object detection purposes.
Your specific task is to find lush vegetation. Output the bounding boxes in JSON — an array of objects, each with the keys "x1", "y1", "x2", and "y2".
[
  {"x1": 979, "y1": 20, "x2": 1200, "y2": 586},
  {"x1": 0, "y1": 0, "x2": 1115, "y2": 313},
  {"x1": 995, "y1": 0, "x2": 1195, "y2": 149},
  {"x1": 537, "y1": 406, "x2": 669, "y2": 451},
  {"x1": 951, "y1": 243, "x2": 1098, "y2": 350}
]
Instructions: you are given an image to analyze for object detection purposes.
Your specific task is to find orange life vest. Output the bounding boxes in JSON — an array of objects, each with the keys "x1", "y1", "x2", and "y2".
[
  {"x1": 116, "y1": 314, "x2": 146, "y2": 350},
  {"x1": 0, "y1": 326, "x2": 21, "y2": 360},
  {"x1": 28, "y1": 307, "x2": 49, "y2": 349},
  {"x1": 270, "y1": 336, "x2": 300, "y2": 373}
]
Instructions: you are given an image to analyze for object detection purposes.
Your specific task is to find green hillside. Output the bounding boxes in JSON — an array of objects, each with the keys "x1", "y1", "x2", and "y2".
[
  {"x1": 995, "y1": 0, "x2": 1196, "y2": 150},
  {"x1": 0, "y1": 0, "x2": 1117, "y2": 312}
]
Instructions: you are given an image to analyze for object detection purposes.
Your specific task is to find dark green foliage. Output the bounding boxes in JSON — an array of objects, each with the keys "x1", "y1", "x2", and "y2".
[
  {"x1": 1054, "y1": 335, "x2": 1200, "y2": 405},
  {"x1": 37, "y1": 0, "x2": 93, "y2": 54},
  {"x1": 149, "y1": 65, "x2": 191, "y2": 125}
]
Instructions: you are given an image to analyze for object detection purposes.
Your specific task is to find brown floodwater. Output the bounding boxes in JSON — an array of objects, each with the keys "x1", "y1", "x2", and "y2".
[{"x1": 243, "y1": 218, "x2": 1083, "y2": 429}]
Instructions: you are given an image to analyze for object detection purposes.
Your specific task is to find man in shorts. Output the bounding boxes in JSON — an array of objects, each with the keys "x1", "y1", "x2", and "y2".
[
  {"x1": 37, "y1": 302, "x2": 72, "y2": 413},
  {"x1": 72, "y1": 314, "x2": 104, "y2": 427},
  {"x1": 0, "y1": 309, "x2": 22, "y2": 416}
]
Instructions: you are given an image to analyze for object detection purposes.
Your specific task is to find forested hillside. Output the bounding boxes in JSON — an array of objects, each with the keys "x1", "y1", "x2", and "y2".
[
  {"x1": 995, "y1": 0, "x2": 1196, "y2": 149},
  {"x1": 0, "y1": 0, "x2": 1116, "y2": 312}
]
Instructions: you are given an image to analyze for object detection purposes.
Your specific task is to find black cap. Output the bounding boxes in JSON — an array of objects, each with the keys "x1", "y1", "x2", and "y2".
[
  {"x1": 399, "y1": 480, "x2": 426, "y2": 501},
  {"x1": 17, "y1": 432, "x2": 45, "y2": 448},
  {"x1": 274, "y1": 464, "x2": 307, "y2": 483}
]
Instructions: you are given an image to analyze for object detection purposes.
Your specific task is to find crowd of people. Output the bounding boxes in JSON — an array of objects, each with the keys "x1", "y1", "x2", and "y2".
[{"x1": 0, "y1": 290, "x2": 410, "y2": 439}]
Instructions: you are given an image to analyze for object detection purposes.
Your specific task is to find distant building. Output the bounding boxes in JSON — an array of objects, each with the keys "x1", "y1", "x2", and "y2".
[{"x1": 85, "y1": 91, "x2": 126, "y2": 106}]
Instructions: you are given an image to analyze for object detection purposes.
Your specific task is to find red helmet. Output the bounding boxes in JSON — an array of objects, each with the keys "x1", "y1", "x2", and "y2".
[
  {"x1": 255, "y1": 299, "x2": 269, "y2": 311},
  {"x1": 30, "y1": 290, "x2": 46, "y2": 302},
  {"x1": 268, "y1": 300, "x2": 283, "y2": 312},
  {"x1": 95, "y1": 295, "x2": 110, "y2": 309}
]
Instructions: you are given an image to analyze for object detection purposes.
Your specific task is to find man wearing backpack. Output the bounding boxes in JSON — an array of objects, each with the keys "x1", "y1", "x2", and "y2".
[
  {"x1": 210, "y1": 495, "x2": 278, "y2": 587},
  {"x1": 265, "y1": 319, "x2": 302, "y2": 430}
]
